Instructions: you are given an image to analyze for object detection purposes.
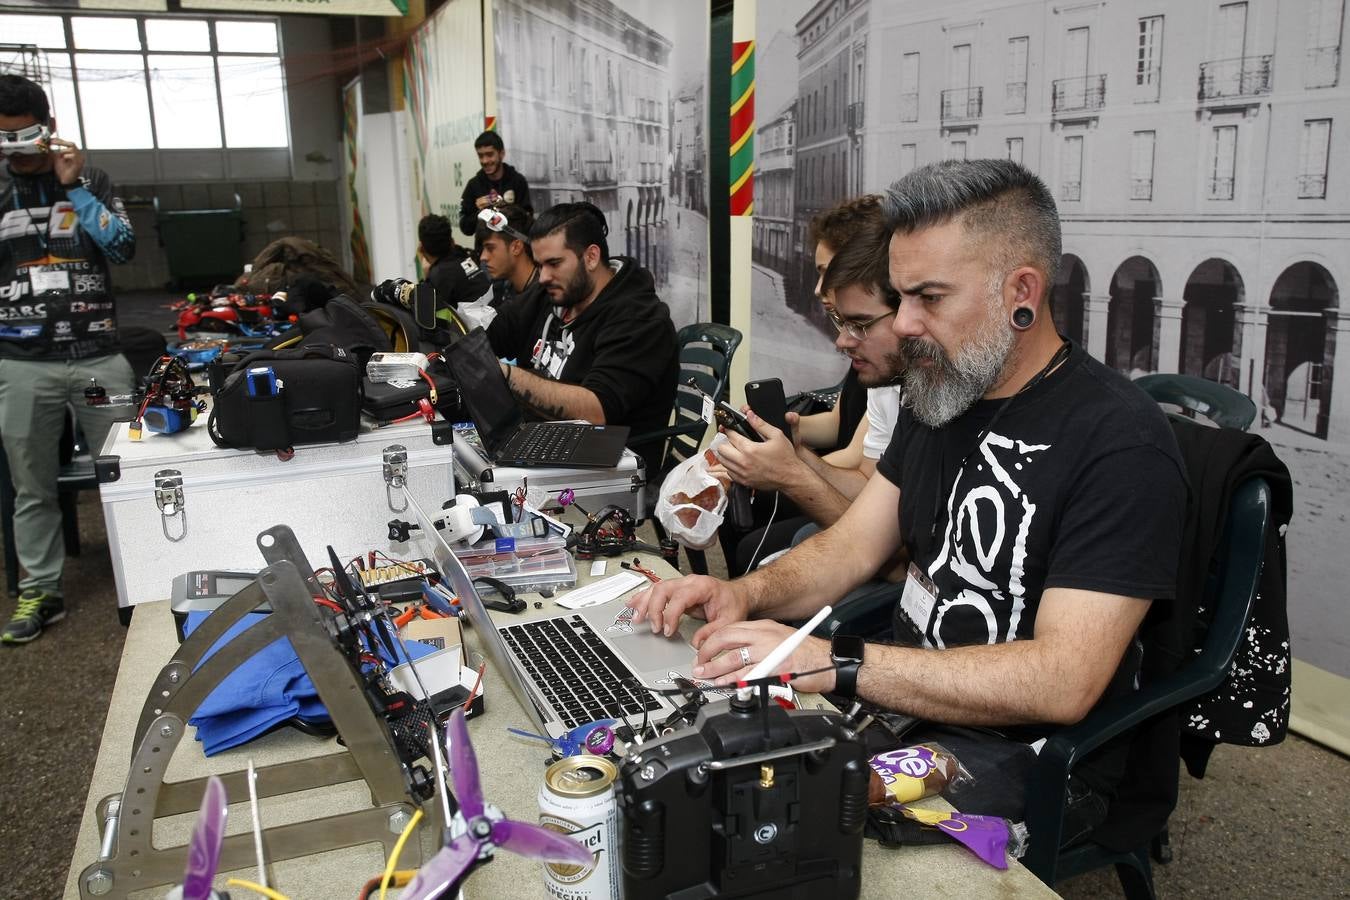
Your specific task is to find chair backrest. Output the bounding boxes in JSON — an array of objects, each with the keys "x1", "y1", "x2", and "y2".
[
  {"x1": 663, "y1": 322, "x2": 743, "y2": 472},
  {"x1": 1022, "y1": 476, "x2": 1272, "y2": 887},
  {"x1": 1135, "y1": 373, "x2": 1257, "y2": 431},
  {"x1": 1187, "y1": 476, "x2": 1271, "y2": 682}
]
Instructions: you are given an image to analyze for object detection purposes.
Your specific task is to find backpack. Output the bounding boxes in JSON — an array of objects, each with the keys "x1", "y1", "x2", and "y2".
[{"x1": 266, "y1": 295, "x2": 391, "y2": 370}]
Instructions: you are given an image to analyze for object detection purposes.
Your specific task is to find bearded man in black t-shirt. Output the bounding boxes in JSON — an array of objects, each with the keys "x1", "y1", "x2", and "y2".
[{"x1": 627, "y1": 159, "x2": 1187, "y2": 844}]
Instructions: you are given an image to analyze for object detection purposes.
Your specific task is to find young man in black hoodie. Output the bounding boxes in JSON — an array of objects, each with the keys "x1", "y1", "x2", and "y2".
[
  {"x1": 487, "y1": 202, "x2": 678, "y2": 474},
  {"x1": 417, "y1": 213, "x2": 492, "y2": 309},
  {"x1": 457, "y1": 131, "x2": 532, "y2": 236}
]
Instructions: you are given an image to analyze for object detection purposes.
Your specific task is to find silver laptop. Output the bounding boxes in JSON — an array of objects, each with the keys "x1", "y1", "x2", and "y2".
[{"x1": 404, "y1": 488, "x2": 692, "y2": 739}]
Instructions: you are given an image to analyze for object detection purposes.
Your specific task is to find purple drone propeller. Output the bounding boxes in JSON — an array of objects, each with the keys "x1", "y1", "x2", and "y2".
[
  {"x1": 181, "y1": 775, "x2": 227, "y2": 900},
  {"x1": 400, "y1": 709, "x2": 593, "y2": 900}
]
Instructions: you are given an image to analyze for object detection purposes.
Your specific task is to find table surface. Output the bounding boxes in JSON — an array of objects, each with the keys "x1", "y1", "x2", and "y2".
[{"x1": 64, "y1": 552, "x2": 1058, "y2": 900}]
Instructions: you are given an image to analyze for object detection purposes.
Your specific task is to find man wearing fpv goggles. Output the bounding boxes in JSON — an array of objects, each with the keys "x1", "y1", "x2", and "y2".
[
  {"x1": 0, "y1": 75, "x2": 136, "y2": 645},
  {"x1": 0, "y1": 121, "x2": 51, "y2": 158}
]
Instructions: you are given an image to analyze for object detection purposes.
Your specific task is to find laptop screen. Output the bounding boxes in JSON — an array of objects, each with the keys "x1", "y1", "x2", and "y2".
[
  {"x1": 445, "y1": 328, "x2": 523, "y2": 455},
  {"x1": 402, "y1": 487, "x2": 551, "y2": 737}
]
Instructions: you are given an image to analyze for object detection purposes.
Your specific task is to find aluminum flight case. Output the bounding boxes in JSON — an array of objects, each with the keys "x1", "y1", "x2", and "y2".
[
  {"x1": 96, "y1": 414, "x2": 454, "y2": 609},
  {"x1": 450, "y1": 425, "x2": 646, "y2": 520}
]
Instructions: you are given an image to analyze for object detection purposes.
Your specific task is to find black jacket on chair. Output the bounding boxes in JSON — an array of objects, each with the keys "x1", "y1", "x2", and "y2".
[{"x1": 1093, "y1": 416, "x2": 1293, "y2": 852}]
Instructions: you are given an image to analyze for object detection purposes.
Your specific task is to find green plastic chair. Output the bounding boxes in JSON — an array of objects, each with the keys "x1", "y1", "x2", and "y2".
[
  {"x1": 1021, "y1": 476, "x2": 1272, "y2": 898},
  {"x1": 632, "y1": 323, "x2": 743, "y2": 574},
  {"x1": 1134, "y1": 373, "x2": 1257, "y2": 431}
]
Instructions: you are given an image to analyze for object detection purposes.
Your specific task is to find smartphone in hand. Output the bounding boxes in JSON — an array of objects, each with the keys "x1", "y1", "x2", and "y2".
[
  {"x1": 714, "y1": 403, "x2": 759, "y2": 441},
  {"x1": 744, "y1": 378, "x2": 788, "y2": 436}
]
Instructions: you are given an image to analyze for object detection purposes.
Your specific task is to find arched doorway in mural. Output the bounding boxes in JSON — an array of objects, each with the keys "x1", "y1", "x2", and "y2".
[
  {"x1": 1181, "y1": 258, "x2": 1244, "y2": 387},
  {"x1": 1105, "y1": 256, "x2": 1161, "y2": 375},
  {"x1": 1264, "y1": 262, "x2": 1338, "y2": 438},
  {"x1": 1050, "y1": 254, "x2": 1088, "y2": 346}
]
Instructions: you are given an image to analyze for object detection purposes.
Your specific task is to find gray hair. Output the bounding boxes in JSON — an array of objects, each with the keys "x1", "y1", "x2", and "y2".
[{"x1": 881, "y1": 159, "x2": 1062, "y2": 286}]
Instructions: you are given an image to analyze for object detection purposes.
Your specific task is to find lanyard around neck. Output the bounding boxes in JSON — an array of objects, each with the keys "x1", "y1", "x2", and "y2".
[{"x1": 928, "y1": 338, "x2": 1072, "y2": 544}]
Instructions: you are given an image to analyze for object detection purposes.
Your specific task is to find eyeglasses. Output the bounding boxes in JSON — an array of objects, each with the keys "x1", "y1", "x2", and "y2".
[{"x1": 826, "y1": 307, "x2": 896, "y2": 342}]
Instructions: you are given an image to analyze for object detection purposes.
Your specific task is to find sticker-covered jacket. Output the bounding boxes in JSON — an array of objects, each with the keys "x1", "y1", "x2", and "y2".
[{"x1": 0, "y1": 164, "x2": 134, "y2": 360}]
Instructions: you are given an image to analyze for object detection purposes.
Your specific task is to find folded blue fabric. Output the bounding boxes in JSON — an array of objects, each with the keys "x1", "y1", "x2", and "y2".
[{"x1": 184, "y1": 610, "x2": 435, "y2": 756}]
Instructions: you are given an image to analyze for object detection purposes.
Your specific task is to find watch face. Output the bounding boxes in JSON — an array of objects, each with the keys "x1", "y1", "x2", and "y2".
[{"x1": 832, "y1": 634, "x2": 865, "y2": 664}]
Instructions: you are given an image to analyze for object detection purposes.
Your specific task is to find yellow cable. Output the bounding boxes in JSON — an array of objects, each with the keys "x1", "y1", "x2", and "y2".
[
  {"x1": 225, "y1": 878, "x2": 289, "y2": 900},
  {"x1": 379, "y1": 808, "x2": 424, "y2": 900}
]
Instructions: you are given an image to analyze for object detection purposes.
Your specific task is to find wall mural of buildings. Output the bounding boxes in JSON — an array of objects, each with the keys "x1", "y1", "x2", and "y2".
[
  {"x1": 491, "y1": 0, "x2": 710, "y2": 327},
  {"x1": 753, "y1": 0, "x2": 1350, "y2": 704}
]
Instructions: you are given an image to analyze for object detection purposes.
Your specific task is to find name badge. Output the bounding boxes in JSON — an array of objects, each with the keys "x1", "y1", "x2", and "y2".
[
  {"x1": 899, "y1": 562, "x2": 938, "y2": 639},
  {"x1": 29, "y1": 266, "x2": 70, "y2": 294}
]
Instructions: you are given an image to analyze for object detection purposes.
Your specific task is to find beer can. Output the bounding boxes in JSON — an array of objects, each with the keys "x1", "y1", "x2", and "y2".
[{"x1": 538, "y1": 755, "x2": 620, "y2": 900}]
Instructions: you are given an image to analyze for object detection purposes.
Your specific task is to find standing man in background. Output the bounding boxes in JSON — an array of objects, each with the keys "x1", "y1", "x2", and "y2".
[
  {"x1": 0, "y1": 74, "x2": 136, "y2": 644},
  {"x1": 458, "y1": 130, "x2": 532, "y2": 236}
]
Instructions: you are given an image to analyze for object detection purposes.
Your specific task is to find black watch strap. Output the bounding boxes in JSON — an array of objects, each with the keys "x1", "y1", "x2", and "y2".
[
  {"x1": 833, "y1": 659, "x2": 860, "y2": 698},
  {"x1": 831, "y1": 634, "x2": 865, "y2": 699}
]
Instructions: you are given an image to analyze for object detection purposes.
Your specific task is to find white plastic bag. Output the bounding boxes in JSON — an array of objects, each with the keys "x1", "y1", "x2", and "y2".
[{"x1": 656, "y1": 433, "x2": 731, "y2": 549}]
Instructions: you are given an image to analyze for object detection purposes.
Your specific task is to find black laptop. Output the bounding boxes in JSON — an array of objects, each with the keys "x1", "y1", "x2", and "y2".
[{"x1": 445, "y1": 328, "x2": 630, "y2": 468}]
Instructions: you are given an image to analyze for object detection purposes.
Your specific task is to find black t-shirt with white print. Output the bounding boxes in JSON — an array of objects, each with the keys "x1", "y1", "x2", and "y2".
[
  {"x1": 486, "y1": 256, "x2": 678, "y2": 474},
  {"x1": 876, "y1": 341, "x2": 1186, "y2": 730}
]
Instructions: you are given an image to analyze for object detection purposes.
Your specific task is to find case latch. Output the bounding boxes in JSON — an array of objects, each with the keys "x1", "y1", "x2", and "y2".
[
  {"x1": 383, "y1": 444, "x2": 409, "y2": 512},
  {"x1": 153, "y1": 469, "x2": 187, "y2": 542}
]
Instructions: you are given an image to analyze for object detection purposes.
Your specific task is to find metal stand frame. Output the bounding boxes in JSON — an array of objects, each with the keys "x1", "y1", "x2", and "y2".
[{"x1": 79, "y1": 525, "x2": 423, "y2": 898}]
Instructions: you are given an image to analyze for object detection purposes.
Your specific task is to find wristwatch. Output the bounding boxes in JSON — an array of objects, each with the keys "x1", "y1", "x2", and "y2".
[{"x1": 830, "y1": 633, "x2": 866, "y2": 699}]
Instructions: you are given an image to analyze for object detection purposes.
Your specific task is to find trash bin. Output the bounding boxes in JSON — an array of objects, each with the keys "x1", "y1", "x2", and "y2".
[{"x1": 154, "y1": 193, "x2": 245, "y2": 290}]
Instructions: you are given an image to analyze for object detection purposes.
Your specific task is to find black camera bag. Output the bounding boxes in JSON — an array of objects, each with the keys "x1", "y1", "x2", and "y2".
[{"x1": 208, "y1": 343, "x2": 362, "y2": 451}]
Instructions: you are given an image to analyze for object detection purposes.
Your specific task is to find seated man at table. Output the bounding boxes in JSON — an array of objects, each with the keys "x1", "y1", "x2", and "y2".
[
  {"x1": 718, "y1": 201, "x2": 905, "y2": 572},
  {"x1": 487, "y1": 201, "x2": 678, "y2": 474},
  {"x1": 719, "y1": 196, "x2": 884, "y2": 574},
  {"x1": 628, "y1": 159, "x2": 1187, "y2": 845},
  {"x1": 475, "y1": 203, "x2": 538, "y2": 307}
]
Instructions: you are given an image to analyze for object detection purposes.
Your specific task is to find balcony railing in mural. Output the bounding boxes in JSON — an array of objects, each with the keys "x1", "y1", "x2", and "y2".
[
  {"x1": 1005, "y1": 81, "x2": 1026, "y2": 114},
  {"x1": 582, "y1": 165, "x2": 616, "y2": 187},
  {"x1": 1305, "y1": 46, "x2": 1341, "y2": 88},
  {"x1": 845, "y1": 100, "x2": 865, "y2": 134},
  {"x1": 1130, "y1": 177, "x2": 1153, "y2": 200},
  {"x1": 1051, "y1": 74, "x2": 1106, "y2": 116},
  {"x1": 1060, "y1": 180, "x2": 1082, "y2": 202},
  {"x1": 899, "y1": 92, "x2": 919, "y2": 122},
  {"x1": 1198, "y1": 55, "x2": 1273, "y2": 101},
  {"x1": 940, "y1": 87, "x2": 983, "y2": 123},
  {"x1": 1134, "y1": 67, "x2": 1162, "y2": 102},
  {"x1": 1208, "y1": 176, "x2": 1236, "y2": 200},
  {"x1": 1298, "y1": 173, "x2": 1328, "y2": 199}
]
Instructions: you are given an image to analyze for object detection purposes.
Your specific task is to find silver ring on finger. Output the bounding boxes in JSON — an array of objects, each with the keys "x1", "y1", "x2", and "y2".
[{"x1": 738, "y1": 646, "x2": 751, "y2": 666}]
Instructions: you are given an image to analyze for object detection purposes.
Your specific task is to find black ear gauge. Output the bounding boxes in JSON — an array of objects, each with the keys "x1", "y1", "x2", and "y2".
[{"x1": 1011, "y1": 306, "x2": 1035, "y2": 330}]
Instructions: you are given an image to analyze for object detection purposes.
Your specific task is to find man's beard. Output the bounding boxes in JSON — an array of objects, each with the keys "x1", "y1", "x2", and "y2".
[
  {"x1": 550, "y1": 265, "x2": 593, "y2": 309},
  {"x1": 855, "y1": 348, "x2": 907, "y2": 388},
  {"x1": 899, "y1": 302, "x2": 1016, "y2": 428}
]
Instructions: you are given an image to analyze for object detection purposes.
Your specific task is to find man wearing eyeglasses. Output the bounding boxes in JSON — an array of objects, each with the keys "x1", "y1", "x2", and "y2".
[
  {"x1": 714, "y1": 209, "x2": 904, "y2": 548},
  {"x1": 0, "y1": 75, "x2": 135, "y2": 645}
]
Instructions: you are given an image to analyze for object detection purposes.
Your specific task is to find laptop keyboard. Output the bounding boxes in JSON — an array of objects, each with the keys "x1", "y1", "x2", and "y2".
[
  {"x1": 502, "y1": 423, "x2": 587, "y2": 463},
  {"x1": 500, "y1": 615, "x2": 664, "y2": 730}
]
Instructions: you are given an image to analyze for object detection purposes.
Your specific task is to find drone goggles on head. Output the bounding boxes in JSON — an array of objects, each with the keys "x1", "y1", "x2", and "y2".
[
  {"x1": 0, "y1": 122, "x2": 51, "y2": 157},
  {"x1": 477, "y1": 207, "x2": 529, "y2": 244}
]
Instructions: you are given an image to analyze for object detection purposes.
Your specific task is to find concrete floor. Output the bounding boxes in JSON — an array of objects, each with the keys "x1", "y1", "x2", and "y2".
[{"x1": 0, "y1": 291, "x2": 1347, "y2": 897}]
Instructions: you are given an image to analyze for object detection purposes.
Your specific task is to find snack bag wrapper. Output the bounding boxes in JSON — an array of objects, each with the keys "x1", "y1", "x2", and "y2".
[
  {"x1": 655, "y1": 433, "x2": 731, "y2": 549},
  {"x1": 867, "y1": 743, "x2": 970, "y2": 804},
  {"x1": 897, "y1": 805, "x2": 1029, "y2": 870}
]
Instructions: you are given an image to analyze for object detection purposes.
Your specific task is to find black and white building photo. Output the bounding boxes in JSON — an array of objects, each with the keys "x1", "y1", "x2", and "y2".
[
  {"x1": 753, "y1": 0, "x2": 1350, "y2": 686},
  {"x1": 492, "y1": 0, "x2": 711, "y2": 327}
]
